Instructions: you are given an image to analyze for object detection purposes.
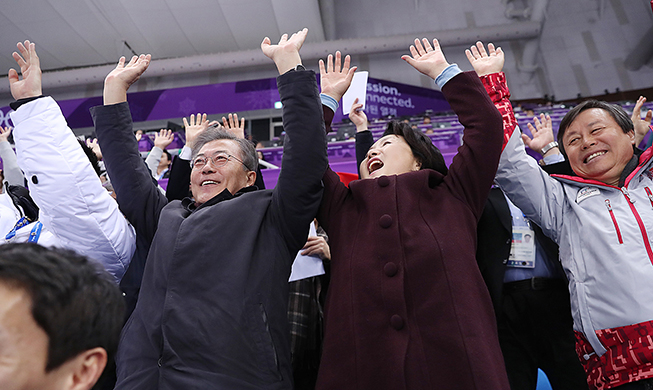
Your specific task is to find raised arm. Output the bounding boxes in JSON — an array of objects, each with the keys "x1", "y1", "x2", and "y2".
[
  {"x1": 91, "y1": 53, "x2": 166, "y2": 246},
  {"x1": 523, "y1": 113, "x2": 562, "y2": 160},
  {"x1": 403, "y1": 38, "x2": 503, "y2": 216},
  {"x1": 632, "y1": 96, "x2": 652, "y2": 145},
  {"x1": 466, "y1": 41, "x2": 565, "y2": 239},
  {"x1": 0, "y1": 127, "x2": 25, "y2": 187},
  {"x1": 349, "y1": 99, "x2": 373, "y2": 177},
  {"x1": 8, "y1": 40, "x2": 136, "y2": 281},
  {"x1": 145, "y1": 129, "x2": 173, "y2": 177},
  {"x1": 262, "y1": 28, "x2": 329, "y2": 252}
]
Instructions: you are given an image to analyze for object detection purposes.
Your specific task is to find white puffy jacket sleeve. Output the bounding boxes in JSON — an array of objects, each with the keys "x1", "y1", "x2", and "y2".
[{"x1": 10, "y1": 97, "x2": 135, "y2": 282}]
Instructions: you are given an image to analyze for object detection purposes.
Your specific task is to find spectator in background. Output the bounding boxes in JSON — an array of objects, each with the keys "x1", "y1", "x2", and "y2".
[
  {"x1": 0, "y1": 126, "x2": 25, "y2": 187},
  {"x1": 145, "y1": 129, "x2": 173, "y2": 180},
  {"x1": 164, "y1": 111, "x2": 265, "y2": 202},
  {"x1": 631, "y1": 96, "x2": 653, "y2": 149},
  {"x1": 0, "y1": 243, "x2": 124, "y2": 390}
]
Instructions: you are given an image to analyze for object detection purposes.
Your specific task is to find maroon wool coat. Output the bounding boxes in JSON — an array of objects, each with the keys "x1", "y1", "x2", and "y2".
[{"x1": 316, "y1": 71, "x2": 510, "y2": 390}]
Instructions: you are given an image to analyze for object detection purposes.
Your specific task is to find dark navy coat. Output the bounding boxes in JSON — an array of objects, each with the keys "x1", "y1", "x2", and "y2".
[{"x1": 92, "y1": 70, "x2": 327, "y2": 390}]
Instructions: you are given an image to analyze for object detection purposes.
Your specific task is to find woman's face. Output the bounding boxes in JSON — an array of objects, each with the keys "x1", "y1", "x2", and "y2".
[{"x1": 360, "y1": 135, "x2": 421, "y2": 179}]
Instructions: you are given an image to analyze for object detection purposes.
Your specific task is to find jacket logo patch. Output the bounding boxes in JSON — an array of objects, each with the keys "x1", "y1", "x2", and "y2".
[{"x1": 576, "y1": 187, "x2": 600, "y2": 203}]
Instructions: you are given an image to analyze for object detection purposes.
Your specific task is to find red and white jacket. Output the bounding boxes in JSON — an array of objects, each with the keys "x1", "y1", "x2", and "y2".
[{"x1": 485, "y1": 72, "x2": 653, "y2": 389}]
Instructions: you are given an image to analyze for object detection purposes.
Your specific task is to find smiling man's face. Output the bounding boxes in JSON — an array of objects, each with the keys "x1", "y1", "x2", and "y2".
[
  {"x1": 190, "y1": 139, "x2": 255, "y2": 205},
  {"x1": 562, "y1": 108, "x2": 635, "y2": 187}
]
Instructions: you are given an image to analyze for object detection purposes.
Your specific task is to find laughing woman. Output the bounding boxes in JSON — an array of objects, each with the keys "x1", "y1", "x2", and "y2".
[{"x1": 315, "y1": 38, "x2": 510, "y2": 390}]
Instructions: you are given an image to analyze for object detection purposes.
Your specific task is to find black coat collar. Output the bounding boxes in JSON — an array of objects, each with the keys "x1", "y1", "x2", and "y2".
[{"x1": 182, "y1": 185, "x2": 259, "y2": 212}]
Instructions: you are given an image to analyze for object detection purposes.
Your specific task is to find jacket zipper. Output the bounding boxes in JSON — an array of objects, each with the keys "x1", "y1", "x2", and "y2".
[
  {"x1": 605, "y1": 199, "x2": 623, "y2": 244},
  {"x1": 645, "y1": 187, "x2": 653, "y2": 208},
  {"x1": 620, "y1": 187, "x2": 653, "y2": 263}
]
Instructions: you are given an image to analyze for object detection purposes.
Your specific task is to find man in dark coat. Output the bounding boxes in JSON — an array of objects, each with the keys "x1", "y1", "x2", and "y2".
[{"x1": 92, "y1": 28, "x2": 328, "y2": 390}]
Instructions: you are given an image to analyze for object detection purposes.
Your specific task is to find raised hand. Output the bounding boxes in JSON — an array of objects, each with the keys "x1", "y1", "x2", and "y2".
[
  {"x1": 349, "y1": 98, "x2": 368, "y2": 132},
  {"x1": 182, "y1": 113, "x2": 211, "y2": 149},
  {"x1": 8, "y1": 40, "x2": 42, "y2": 100},
  {"x1": 154, "y1": 129, "x2": 174, "y2": 149},
  {"x1": 632, "y1": 96, "x2": 652, "y2": 145},
  {"x1": 522, "y1": 113, "x2": 558, "y2": 155},
  {"x1": 103, "y1": 54, "x2": 152, "y2": 105},
  {"x1": 401, "y1": 38, "x2": 450, "y2": 80},
  {"x1": 85, "y1": 138, "x2": 103, "y2": 160},
  {"x1": 0, "y1": 127, "x2": 12, "y2": 143},
  {"x1": 465, "y1": 41, "x2": 504, "y2": 77},
  {"x1": 261, "y1": 28, "x2": 307, "y2": 75},
  {"x1": 300, "y1": 235, "x2": 331, "y2": 261},
  {"x1": 222, "y1": 113, "x2": 245, "y2": 139},
  {"x1": 319, "y1": 51, "x2": 357, "y2": 102}
]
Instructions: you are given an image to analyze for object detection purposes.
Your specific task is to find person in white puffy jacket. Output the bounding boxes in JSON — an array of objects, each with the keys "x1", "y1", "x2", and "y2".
[
  {"x1": 5, "y1": 40, "x2": 135, "y2": 283},
  {"x1": 467, "y1": 41, "x2": 653, "y2": 390}
]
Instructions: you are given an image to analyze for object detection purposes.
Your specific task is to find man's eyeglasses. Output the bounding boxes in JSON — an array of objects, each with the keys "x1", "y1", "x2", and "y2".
[{"x1": 191, "y1": 152, "x2": 248, "y2": 170}]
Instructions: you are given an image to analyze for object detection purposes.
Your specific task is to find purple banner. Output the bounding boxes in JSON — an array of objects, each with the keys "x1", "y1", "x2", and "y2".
[
  {"x1": 332, "y1": 76, "x2": 450, "y2": 123},
  {"x1": 0, "y1": 79, "x2": 281, "y2": 129},
  {"x1": 1, "y1": 75, "x2": 449, "y2": 131}
]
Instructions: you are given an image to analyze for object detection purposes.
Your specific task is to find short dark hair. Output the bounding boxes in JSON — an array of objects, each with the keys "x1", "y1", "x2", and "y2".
[
  {"x1": 0, "y1": 244, "x2": 124, "y2": 372},
  {"x1": 557, "y1": 100, "x2": 634, "y2": 157},
  {"x1": 78, "y1": 140, "x2": 101, "y2": 177},
  {"x1": 191, "y1": 128, "x2": 258, "y2": 172},
  {"x1": 162, "y1": 149, "x2": 172, "y2": 163},
  {"x1": 382, "y1": 121, "x2": 448, "y2": 175}
]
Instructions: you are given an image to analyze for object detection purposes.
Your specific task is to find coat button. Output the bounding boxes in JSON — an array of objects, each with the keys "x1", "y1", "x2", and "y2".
[
  {"x1": 157, "y1": 357, "x2": 163, "y2": 367},
  {"x1": 390, "y1": 315, "x2": 404, "y2": 330},
  {"x1": 378, "y1": 176, "x2": 390, "y2": 187},
  {"x1": 379, "y1": 214, "x2": 392, "y2": 228},
  {"x1": 506, "y1": 239, "x2": 511, "y2": 244},
  {"x1": 502, "y1": 259, "x2": 508, "y2": 265},
  {"x1": 384, "y1": 262, "x2": 398, "y2": 277},
  {"x1": 31, "y1": 175, "x2": 38, "y2": 184}
]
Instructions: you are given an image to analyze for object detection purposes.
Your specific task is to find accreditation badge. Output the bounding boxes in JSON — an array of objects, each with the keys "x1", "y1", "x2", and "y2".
[{"x1": 507, "y1": 225, "x2": 536, "y2": 268}]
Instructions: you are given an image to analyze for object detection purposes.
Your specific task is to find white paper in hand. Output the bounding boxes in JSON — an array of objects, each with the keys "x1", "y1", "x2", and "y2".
[
  {"x1": 289, "y1": 223, "x2": 326, "y2": 282},
  {"x1": 342, "y1": 71, "x2": 369, "y2": 115}
]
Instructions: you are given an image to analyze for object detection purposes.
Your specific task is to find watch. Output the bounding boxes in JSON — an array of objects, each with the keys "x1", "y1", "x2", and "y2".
[
  {"x1": 540, "y1": 141, "x2": 559, "y2": 155},
  {"x1": 294, "y1": 64, "x2": 306, "y2": 71}
]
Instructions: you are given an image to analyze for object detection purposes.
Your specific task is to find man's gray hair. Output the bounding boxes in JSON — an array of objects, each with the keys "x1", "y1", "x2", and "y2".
[{"x1": 190, "y1": 129, "x2": 258, "y2": 172}]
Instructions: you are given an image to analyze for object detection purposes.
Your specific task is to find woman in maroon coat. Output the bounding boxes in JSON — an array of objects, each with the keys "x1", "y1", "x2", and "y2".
[{"x1": 315, "y1": 38, "x2": 510, "y2": 389}]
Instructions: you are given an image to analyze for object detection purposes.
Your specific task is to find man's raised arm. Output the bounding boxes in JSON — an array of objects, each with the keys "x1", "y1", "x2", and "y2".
[
  {"x1": 91, "y1": 53, "x2": 167, "y2": 245},
  {"x1": 261, "y1": 29, "x2": 331, "y2": 253}
]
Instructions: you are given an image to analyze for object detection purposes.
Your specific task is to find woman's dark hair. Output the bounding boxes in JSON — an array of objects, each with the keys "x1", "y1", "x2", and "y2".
[
  {"x1": 557, "y1": 100, "x2": 634, "y2": 157},
  {"x1": 382, "y1": 121, "x2": 448, "y2": 175}
]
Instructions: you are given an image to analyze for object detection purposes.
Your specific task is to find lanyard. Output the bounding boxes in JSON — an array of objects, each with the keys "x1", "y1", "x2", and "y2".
[{"x1": 5, "y1": 217, "x2": 43, "y2": 243}]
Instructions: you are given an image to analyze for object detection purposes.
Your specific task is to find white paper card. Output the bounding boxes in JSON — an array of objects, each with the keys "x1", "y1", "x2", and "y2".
[
  {"x1": 342, "y1": 71, "x2": 369, "y2": 115},
  {"x1": 289, "y1": 223, "x2": 326, "y2": 282}
]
